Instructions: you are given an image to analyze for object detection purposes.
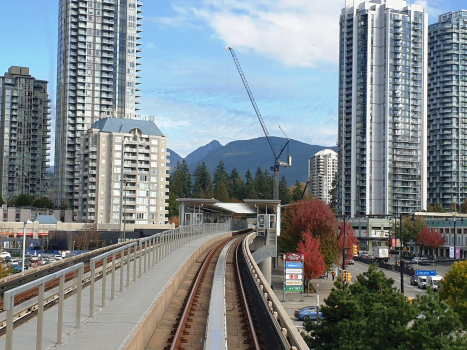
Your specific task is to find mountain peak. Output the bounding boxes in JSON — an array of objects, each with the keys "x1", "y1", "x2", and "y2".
[{"x1": 185, "y1": 140, "x2": 223, "y2": 165}]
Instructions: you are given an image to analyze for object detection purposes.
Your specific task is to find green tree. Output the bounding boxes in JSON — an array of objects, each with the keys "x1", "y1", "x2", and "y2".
[
  {"x1": 450, "y1": 202, "x2": 457, "y2": 212},
  {"x1": 439, "y1": 260, "x2": 467, "y2": 329},
  {"x1": 228, "y1": 168, "x2": 245, "y2": 200},
  {"x1": 0, "y1": 197, "x2": 4, "y2": 206},
  {"x1": 392, "y1": 215, "x2": 426, "y2": 247},
  {"x1": 192, "y1": 162, "x2": 213, "y2": 198},
  {"x1": 214, "y1": 181, "x2": 230, "y2": 202},
  {"x1": 16, "y1": 194, "x2": 34, "y2": 207},
  {"x1": 170, "y1": 160, "x2": 192, "y2": 198},
  {"x1": 32, "y1": 197, "x2": 53, "y2": 209},
  {"x1": 168, "y1": 192, "x2": 179, "y2": 217},
  {"x1": 279, "y1": 176, "x2": 291, "y2": 204},
  {"x1": 304, "y1": 264, "x2": 467, "y2": 349},
  {"x1": 292, "y1": 180, "x2": 303, "y2": 201},
  {"x1": 329, "y1": 173, "x2": 338, "y2": 213}
]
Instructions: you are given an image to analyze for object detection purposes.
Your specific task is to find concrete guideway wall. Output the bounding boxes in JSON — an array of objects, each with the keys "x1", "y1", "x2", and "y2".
[
  {"x1": 121, "y1": 231, "x2": 234, "y2": 350},
  {"x1": 244, "y1": 232, "x2": 309, "y2": 350}
]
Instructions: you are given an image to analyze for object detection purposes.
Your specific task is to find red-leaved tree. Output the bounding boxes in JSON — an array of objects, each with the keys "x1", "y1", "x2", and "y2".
[
  {"x1": 416, "y1": 227, "x2": 446, "y2": 250},
  {"x1": 281, "y1": 199, "x2": 338, "y2": 269},
  {"x1": 297, "y1": 231, "x2": 326, "y2": 280},
  {"x1": 336, "y1": 221, "x2": 358, "y2": 268}
]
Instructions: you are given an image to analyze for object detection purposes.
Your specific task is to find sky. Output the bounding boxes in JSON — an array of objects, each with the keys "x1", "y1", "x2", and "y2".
[{"x1": 0, "y1": 0, "x2": 464, "y2": 162}]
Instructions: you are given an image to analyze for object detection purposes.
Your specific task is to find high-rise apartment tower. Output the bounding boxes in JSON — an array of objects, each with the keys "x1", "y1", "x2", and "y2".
[
  {"x1": 307, "y1": 149, "x2": 338, "y2": 204},
  {"x1": 55, "y1": 0, "x2": 142, "y2": 209},
  {"x1": 428, "y1": 10, "x2": 467, "y2": 210},
  {"x1": 0, "y1": 67, "x2": 51, "y2": 200},
  {"x1": 337, "y1": 0, "x2": 428, "y2": 217}
]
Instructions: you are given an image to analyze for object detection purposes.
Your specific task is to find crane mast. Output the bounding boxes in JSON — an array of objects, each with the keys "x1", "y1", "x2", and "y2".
[{"x1": 226, "y1": 46, "x2": 291, "y2": 200}]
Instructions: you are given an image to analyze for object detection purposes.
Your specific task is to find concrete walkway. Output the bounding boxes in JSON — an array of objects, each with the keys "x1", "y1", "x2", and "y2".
[{"x1": 0, "y1": 231, "x2": 231, "y2": 350}]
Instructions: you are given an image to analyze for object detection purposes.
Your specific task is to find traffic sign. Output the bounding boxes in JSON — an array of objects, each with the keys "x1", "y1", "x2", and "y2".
[
  {"x1": 286, "y1": 262, "x2": 302, "y2": 269},
  {"x1": 415, "y1": 270, "x2": 436, "y2": 276},
  {"x1": 286, "y1": 269, "x2": 302, "y2": 274},
  {"x1": 286, "y1": 286, "x2": 302, "y2": 292}
]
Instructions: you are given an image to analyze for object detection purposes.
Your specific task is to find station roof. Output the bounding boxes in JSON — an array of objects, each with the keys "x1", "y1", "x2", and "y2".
[{"x1": 176, "y1": 198, "x2": 281, "y2": 214}]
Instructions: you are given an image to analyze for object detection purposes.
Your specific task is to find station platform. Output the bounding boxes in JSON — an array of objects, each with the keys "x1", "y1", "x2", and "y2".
[{"x1": 0, "y1": 231, "x2": 233, "y2": 350}]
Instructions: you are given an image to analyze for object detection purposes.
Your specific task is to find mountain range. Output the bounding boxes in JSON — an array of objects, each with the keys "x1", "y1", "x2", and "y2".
[{"x1": 168, "y1": 137, "x2": 337, "y2": 184}]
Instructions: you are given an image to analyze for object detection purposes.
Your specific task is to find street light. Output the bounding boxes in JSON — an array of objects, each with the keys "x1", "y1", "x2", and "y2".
[
  {"x1": 120, "y1": 179, "x2": 127, "y2": 242},
  {"x1": 22, "y1": 220, "x2": 33, "y2": 272},
  {"x1": 337, "y1": 215, "x2": 348, "y2": 270},
  {"x1": 399, "y1": 213, "x2": 416, "y2": 295},
  {"x1": 446, "y1": 214, "x2": 463, "y2": 259}
]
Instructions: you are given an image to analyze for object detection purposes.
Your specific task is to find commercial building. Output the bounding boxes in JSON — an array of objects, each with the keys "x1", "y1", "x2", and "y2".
[
  {"x1": 337, "y1": 0, "x2": 428, "y2": 217},
  {"x1": 0, "y1": 66, "x2": 51, "y2": 200},
  {"x1": 54, "y1": 0, "x2": 143, "y2": 208},
  {"x1": 76, "y1": 118, "x2": 170, "y2": 226},
  {"x1": 307, "y1": 149, "x2": 337, "y2": 203},
  {"x1": 428, "y1": 10, "x2": 467, "y2": 210}
]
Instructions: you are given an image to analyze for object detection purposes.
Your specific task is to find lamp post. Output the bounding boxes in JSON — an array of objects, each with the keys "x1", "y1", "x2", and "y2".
[
  {"x1": 399, "y1": 213, "x2": 404, "y2": 295},
  {"x1": 342, "y1": 215, "x2": 347, "y2": 270},
  {"x1": 446, "y1": 213, "x2": 459, "y2": 259},
  {"x1": 22, "y1": 220, "x2": 32, "y2": 272},
  {"x1": 120, "y1": 179, "x2": 127, "y2": 242}
]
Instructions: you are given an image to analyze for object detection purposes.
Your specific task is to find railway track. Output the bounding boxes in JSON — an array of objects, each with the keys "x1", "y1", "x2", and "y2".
[{"x1": 145, "y1": 234, "x2": 264, "y2": 350}]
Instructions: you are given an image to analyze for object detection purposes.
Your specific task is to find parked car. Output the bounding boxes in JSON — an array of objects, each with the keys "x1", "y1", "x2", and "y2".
[
  {"x1": 0, "y1": 251, "x2": 11, "y2": 259},
  {"x1": 412, "y1": 257, "x2": 429, "y2": 265},
  {"x1": 294, "y1": 306, "x2": 323, "y2": 321},
  {"x1": 8, "y1": 259, "x2": 20, "y2": 267},
  {"x1": 54, "y1": 255, "x2": 63, "y2": 261}
]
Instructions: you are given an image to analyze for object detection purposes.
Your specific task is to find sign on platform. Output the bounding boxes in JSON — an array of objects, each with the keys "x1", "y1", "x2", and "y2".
[
  {"x1": 286, "y1": 253, "x2": 303, "y2": 262},
  {"x1": 286, "y1": 280, "x2": 303, "y2": 286},
  {"x1": 286, "y1": 275, "x2": 303, "y2": 280},
  {"x1": 415, "y1": 270, "x2": 436, "y2": 276},
  {"x1": 286, "y1": 262, "x2": 302, "y2": 269},
  {"x1": 286, "y1": 286, "x2": 302, "y2": 292},
  {"x1": 286, "y1": 269, "x2": 302, "y2": 274}
]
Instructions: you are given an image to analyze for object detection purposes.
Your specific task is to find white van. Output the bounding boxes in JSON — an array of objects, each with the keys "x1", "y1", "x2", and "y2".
[
  {"x1": 426, "y1": 275, "x2": 443, "y2": 291},
  {"x1": 417, "y1": 276, "x2": 427, "y2": 289}
]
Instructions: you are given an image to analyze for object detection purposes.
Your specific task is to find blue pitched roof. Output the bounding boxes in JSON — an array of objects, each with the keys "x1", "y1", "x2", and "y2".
[
  {"x1": 34, "y1": 215, "x2": 58, "y2": 225},
  {"x1": 90, "y1": 118, "x2": 164, "y2": 136}
]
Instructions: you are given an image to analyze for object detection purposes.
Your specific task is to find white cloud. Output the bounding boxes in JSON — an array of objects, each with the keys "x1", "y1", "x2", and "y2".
[
  {"x1": 160, "y1": 0, "x2": 343, "y2": 67},
  {"x1": 147, "y1": 42, "x2": 155, "y2": 48}
]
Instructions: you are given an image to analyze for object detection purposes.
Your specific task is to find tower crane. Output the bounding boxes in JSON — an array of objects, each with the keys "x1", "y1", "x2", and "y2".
[{"x1": 226, "y1": 46, "x2": 292, "y2": 200}]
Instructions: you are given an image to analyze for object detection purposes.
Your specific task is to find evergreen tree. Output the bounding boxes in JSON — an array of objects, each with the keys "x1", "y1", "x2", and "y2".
[
  {"x1": 214, "y1": 181, "x2": 230, "y2": 202},
  {"x1": 292, "y1": 180, "x2": 303, "y2": 201},
  {"x1": 192, "y1": 162, "x2": 213, "y2": 198},
  {"x1": 170, "y1": 160, "x2": 192, "y2": 198},
  {"x1": 279, "y1": 176, "x2": 291, "y2": 204},
  {"x1": 329, "y1": 173, "x2": 338, "y2": 213},
  {"x1": 228, "y1": 168, "x2": 245, "y2": 200}
]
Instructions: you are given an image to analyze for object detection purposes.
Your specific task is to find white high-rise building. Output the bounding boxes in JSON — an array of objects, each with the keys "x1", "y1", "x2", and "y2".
[
  {"x1": 76, "y1": 118, "x2": 169, "y2": 225},
  {"x1": 307, "y1": 149, "x2": 337, "y2": 204},
  {"x1": 337, "y1": 0, "x2": 428, "y2": 217},
  {"x1": 55, "y1": 0, "x2": 142, "y2": 209}
]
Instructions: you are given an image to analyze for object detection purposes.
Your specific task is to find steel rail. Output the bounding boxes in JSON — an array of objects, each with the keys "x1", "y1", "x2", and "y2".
[{"x1": 169, "y1": 238, "x2": 232, "y2": 350}]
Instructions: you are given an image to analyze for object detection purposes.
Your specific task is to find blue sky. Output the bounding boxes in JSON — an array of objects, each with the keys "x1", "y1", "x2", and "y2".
[{"x1": 0, "y1": 0, "x2": 464, "y2": 161}]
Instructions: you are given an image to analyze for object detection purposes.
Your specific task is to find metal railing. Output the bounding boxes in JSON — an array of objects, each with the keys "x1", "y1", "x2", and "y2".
[
  {"x1": 4, "y1": 263, "x2": 84, "y2": 350},
  {"x1": 88, "y1": 223, "x2": 229, "y2": 318}
]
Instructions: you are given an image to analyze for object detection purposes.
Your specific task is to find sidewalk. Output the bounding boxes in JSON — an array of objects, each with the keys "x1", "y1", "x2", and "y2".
[{"x1": 271, "y1": 258, "x2": 336, "y2": 320}]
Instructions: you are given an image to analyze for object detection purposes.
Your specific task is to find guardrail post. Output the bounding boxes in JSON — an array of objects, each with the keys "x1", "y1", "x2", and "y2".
[
  {"x1": 90, "y1": 261, "x2": 95, "y2": 317},
  {"x1": 133, "y1": 244, "x2": 137, "y2": 282},
  {"x1": 111, "y1": 253, "x2": 116, "y2": 300},
  {"x1": 126, "y1": 245, "x2": 131, "y2": 288},
  {"x1": 143, "y1": 240, "x2": 147, "y2": 274},
  {"x1": 76, "y1": 266, "x2": 82, "y2": 329},
  {"x1": 57, "y1": 275, "x2": 65, "y2": 344},
  {"x1": 120, "y1": 248, "x2": 124, "y2": 292},
  {"x1": 102, "y1": 257, "x2": 107, "y2": 307},
  {"x1": 138, "y1": 240, "x2": 142, "y2": 278},
  {"x1": 148, "y1": 238, "x2": 152, "y2": 270},
  {"x1": 36, "y1": 283, "x2": 44, "y2": 350},
  {"x1": 5, "y1": 294, "x2": 14, "y2": 350},
  {"x1": 152, "y1": 236, "x2": 156, "y2": 266}
]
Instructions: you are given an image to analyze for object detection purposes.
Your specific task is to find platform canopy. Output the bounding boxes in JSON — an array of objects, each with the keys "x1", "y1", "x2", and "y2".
[{"x1": 176, "y1": 198, "x2": 281, "y2": 215}]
